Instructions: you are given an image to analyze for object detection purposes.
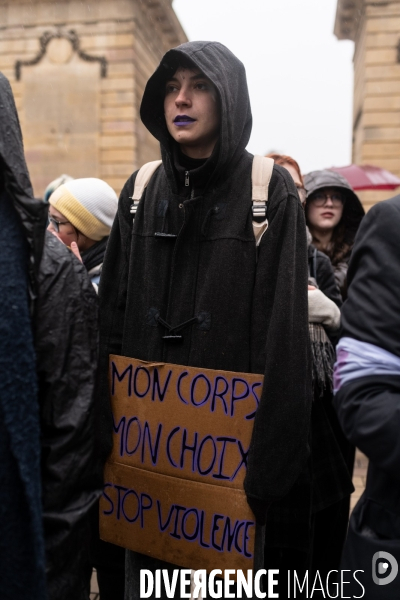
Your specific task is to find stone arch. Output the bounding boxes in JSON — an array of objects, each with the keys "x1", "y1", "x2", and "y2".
[{"x1": 15, "y1": 31, "x2": 107, "y2": 196}]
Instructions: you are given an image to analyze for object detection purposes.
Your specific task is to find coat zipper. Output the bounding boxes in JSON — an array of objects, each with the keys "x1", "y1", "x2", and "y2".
[{"x1": 185, "y1": 171, "x2": 194, "y2": 197}]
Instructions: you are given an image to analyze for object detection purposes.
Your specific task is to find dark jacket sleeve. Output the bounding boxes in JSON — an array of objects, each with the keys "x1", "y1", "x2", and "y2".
[
  {"x1": 97, "y1": 172, "x2": 138, "y2": 461},
  {"x1": 315, "y1": 251, "x2": 342, "y2": 308},
  {"x1": 335, "y1": 375, "x2": 400, "y2": 481},
  {"x1": 245, "y1": 169, "x2": 312, "y2": 512},
  {"x1": 334, "y1": 196, "x2": 400, "y2": 481},
  {"x1": 35, "y1": 232, "x2": 102, "y2": 599},
  {"x1": 340, "y1": 197, "x2": 400, "y2": 353}
]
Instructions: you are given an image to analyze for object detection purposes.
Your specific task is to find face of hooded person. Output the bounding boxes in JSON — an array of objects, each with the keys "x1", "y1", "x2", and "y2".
[
  {"x1": 164, "y1": 66, "x2": 220, "y2": 159},
  {"x1": 307, "y1": 186, "x2": 344, "y2": 236},
  {"x1": 47, "y1": 205, "x2": 95, "y2": 251}
]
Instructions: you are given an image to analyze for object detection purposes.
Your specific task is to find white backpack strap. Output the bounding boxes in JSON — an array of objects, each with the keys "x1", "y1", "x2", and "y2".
[
  {"x1": 130, "y1": 160, "x2": 162, "y2": 216},
  {"x1": 252, "y1": 155, "x2": 274, "y2": 247},
  {"x1": 251, "y1": 155, "x2": 274, "y2": 218}
]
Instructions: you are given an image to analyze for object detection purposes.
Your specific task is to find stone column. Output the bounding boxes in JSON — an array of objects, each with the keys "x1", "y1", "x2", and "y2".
[{"x1": 335, "y1": 0, "x2": 400, "y2": 209}]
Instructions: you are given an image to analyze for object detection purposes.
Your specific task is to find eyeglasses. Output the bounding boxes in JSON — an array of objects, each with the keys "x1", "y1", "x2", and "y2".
[
  {"x1": 48, "y1": 215, "x2": 71, "y2": 232},
  {"x1": 309, "y1": 192, "x2": 344, "y2": 207}
]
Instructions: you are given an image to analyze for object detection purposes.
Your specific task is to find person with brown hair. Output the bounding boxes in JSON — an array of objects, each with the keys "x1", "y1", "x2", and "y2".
[
  {"x1": 267, "y1": 154, "x2": 307, "y2": 204},
  {"x1": 267, "y1": 154, "x2": 354, "y2": 596},
  {"x1": 303, "y1": 170, "x2": 365, "y2": 300},
  {"x1": 267, "y1": 154, "x2": 342, "y2": 314}
]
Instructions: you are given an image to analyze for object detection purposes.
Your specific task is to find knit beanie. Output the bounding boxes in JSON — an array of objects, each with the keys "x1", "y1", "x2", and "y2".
[{"x1": 49, "y1": 178, "x2": 118, "y2": 241}]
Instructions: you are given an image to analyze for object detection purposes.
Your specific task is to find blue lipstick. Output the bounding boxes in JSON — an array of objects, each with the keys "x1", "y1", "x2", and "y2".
[{"x1": 174, "y1": 115, "x2": 196, "y2": 126}]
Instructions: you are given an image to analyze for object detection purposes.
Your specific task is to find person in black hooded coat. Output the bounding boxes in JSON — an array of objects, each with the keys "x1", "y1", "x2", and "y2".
[
  {"x1": 0, "y1": 72, "x2": 103, "y2": 600},
  {"x1": 98, "y1": 41, "x2": 312, "y2": 598},
  {"x1": 304, "y1": 169, "x2": 364, "y2": 301}
]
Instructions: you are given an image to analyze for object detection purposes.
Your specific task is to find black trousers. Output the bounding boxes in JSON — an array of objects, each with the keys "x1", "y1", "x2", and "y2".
[
  {"x1": 264, "y1": 546, "x2": 311, "y2": 599},
  {"x1": 310, "y1": 497, "x2": 350, "y2": 597}
]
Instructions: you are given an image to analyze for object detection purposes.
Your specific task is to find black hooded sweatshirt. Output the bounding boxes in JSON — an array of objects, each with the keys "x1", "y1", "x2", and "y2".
[{"x1": 98, "y1": 41, "x2": 312, "y2": 519}]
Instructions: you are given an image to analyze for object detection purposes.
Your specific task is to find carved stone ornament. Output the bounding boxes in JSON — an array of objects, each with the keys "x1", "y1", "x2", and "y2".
[{"x1": 15, "y1": 30, "x2": 107, "y2": 80}]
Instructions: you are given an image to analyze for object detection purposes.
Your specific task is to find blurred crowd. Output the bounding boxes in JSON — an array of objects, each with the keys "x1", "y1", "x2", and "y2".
[{"x1": 1, "y1": 38, "x2": 399, "y2": 600}]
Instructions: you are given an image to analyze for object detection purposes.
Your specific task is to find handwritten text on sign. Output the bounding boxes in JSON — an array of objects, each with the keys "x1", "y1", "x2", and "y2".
[{"x1": 100, "y1": 356, "x2": 264, "y2": 572}]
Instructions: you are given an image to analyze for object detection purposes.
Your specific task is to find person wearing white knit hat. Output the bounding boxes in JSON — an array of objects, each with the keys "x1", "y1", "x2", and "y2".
[{"x1": 48, "y1": 177, "x2": 118, "y2": 290}]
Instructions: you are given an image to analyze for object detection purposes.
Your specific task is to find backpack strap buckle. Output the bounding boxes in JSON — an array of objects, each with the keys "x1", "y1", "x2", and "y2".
[{"x1": 251, "y1": 155, "x2": 274, "y2": 219}]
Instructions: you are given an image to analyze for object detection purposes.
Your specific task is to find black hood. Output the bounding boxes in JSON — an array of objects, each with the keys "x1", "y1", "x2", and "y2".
[
  {"x1": 0, "y1": 73, "x2": 47, "y2": 292},
  {"x1": 304, "y1": 169, "x2": 365, "y2": 247},
  {"x1": 140, "y1": 41, "x2": 252, "y2": 192}
]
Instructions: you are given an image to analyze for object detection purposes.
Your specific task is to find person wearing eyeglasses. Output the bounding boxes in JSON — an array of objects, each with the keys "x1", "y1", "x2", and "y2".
[
  {"x1": 47, "y1": 178, "x2": 118, "y2": 291},
  {"x1": 304, "y1": 170, "x2": 364, "y2": 300},
  {"x1": 267, "y1": 155, "x2": 353, "y2": 595},
  {"x1": 303, "y1": 170, "x2": 364, "y2": 587}
]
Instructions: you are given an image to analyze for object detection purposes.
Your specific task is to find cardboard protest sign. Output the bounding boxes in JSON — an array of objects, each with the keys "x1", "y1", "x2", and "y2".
[{"x1": 100, "y1": 355, "x2": 264, "y2": 573}]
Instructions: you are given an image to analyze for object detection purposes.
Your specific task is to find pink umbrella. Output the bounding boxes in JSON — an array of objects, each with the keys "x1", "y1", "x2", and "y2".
[{"x1": 329, "y1": 164, "x2": 400, "y2": 191}]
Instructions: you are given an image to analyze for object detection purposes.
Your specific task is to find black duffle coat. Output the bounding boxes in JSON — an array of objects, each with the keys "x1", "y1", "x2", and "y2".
[{"x1": 98, "y1": 42, "x2": 312, "y2": 549}]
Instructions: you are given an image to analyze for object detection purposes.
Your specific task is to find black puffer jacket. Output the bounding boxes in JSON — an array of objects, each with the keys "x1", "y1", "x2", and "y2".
[
  {"x1": 304, "y1": 169, "x2": 364, "y2": 299},
  {"x1": 0, "y1": 72, "x2": 102, "y2": 600},
  {"x1": 35, "y1": 233, "x2": 101, "y2": 600},
  {"x1": 99, "y1": 41, "x2": 312, "y2": 525}
]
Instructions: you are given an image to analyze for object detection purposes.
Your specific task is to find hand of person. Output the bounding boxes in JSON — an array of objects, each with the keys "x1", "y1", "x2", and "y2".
[
  {"x1": 49, "y1": 231, "x2": 83, "y2": 263},
  {"x1": 308, "y1": 285, "x2": 316, "y2": 290},
  {"x1": 308, "y1": 288, "x2": 340, "y2": 331},
  {"x1": 70, "y1": 241, "x2": 83, "y2": 263}
]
